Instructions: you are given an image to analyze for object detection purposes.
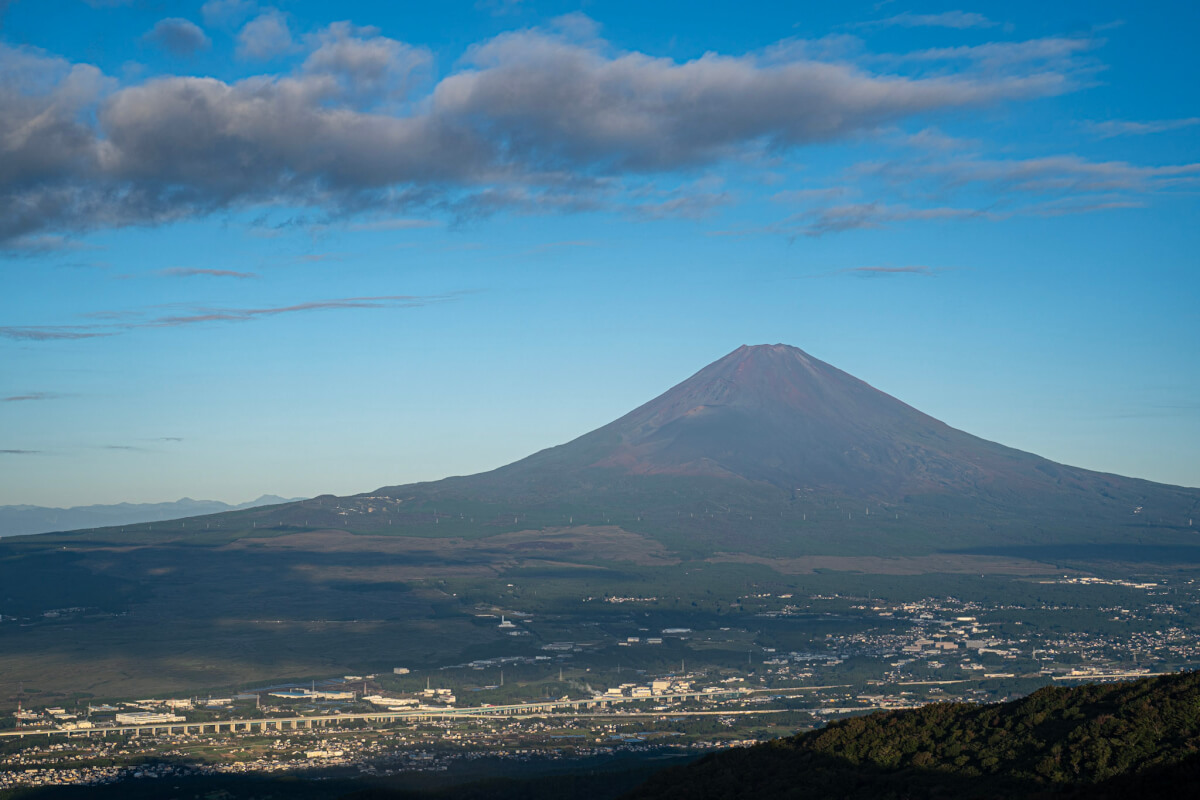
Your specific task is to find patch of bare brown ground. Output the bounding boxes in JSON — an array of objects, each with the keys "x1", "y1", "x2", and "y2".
[
  {"x1": 707, "y1": 552, "x2": 1084, "y2": 576},
  {"x1": 223, "y1": 525, "x2": 678, "y2": 566}
]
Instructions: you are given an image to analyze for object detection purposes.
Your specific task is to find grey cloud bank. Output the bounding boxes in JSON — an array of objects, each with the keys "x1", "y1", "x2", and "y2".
[{"x1": 0, "y1": 19, "x2": 1104, "y2": 247}]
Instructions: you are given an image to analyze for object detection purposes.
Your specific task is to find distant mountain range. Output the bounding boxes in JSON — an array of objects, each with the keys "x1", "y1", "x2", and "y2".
[{"x1": 0, "y1": 495, "x2": 303, "y2": 538}]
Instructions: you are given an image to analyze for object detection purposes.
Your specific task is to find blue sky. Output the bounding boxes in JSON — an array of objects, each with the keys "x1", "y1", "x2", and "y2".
[{"x1": 1, "y1": 0, "x2": 1197, "y2": 507}]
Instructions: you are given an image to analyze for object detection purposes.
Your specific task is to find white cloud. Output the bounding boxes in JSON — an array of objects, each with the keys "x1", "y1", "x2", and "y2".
[
  {"x1": 143, "y1": 18, "x2": 211, "y2": 57},
  {"x1": 237, "y1": 9, "x2": 295, "y2": 60},
  {"x1": 303, "y1": 22, "x2": 432, "y2": 103}
]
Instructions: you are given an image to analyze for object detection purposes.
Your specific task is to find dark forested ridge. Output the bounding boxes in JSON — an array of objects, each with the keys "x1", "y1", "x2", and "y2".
[{"x1": 627, "y1": 671, "x2": 1200, "y2": 799}]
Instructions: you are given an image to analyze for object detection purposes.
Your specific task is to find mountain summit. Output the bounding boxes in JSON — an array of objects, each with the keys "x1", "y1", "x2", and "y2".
[
  {"x1": 454, "y1": 344, "x2": 1145, "y2": 501},
  {"x1": 537, "y1": 343, "x2": 1000, "y2": 493}
]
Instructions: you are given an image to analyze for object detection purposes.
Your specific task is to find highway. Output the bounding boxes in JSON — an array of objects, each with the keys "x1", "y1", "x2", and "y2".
[{"x1": 0, "y1": 688, "x2": 749, "y2": 739}]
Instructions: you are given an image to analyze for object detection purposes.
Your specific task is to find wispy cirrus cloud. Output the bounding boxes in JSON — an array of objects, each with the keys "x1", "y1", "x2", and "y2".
[
  {"x1": 1086, "y1": 117, "x2": 1200, "y2": 138},
  {"x1": 346, "y1": 218, "x2": 442, "y2": 232},
  {"x1": 838, "y1": 265, "x2": 941, "y2": 277},
  {"x1": 3, "y1": 235, "x2": 104, "y2": 256},
  {"x1": 3, "y1": 391, "x2": 65, "y2": 402},
  {"x1": 735, "y1": 141, "x2": 1197, "y2": 240},
  {"x1": 0, "y1": 292, "x2": 466, "y2": 342},
  {"x1": 875, "y1": 35, "x2": 1102, "y2": 94},
  {"x1": 631, "y1": 191, "x2": 732, "y2": 220},
  {"x1": 143, "y1": 294, "x2": 452, "y2": 328},
  {"x1": 0, "y1": 449, "x2": 40, "y2": 454},
  {"x1": 159, "y1": 267, "x2": 259, "y2": 279},
  {"x1": 854, "y1": 153, "x2": 1200, "y2": 195},
  {"x1": 0, "y1": 326, "x2": 114, "y2": 341},
  {"x1": 800, "y1": 203, "x2": 979, "y2": 236},
  {"x1": 735, "y1": 190, "x2": 1155, "y2": 240},
  {"x1": 789, "y1": 264, "x2": 951, "y2": 279},
  {"x1": 855, "y1": 11, "x2": 999, "y2": 30},
  {"x1": 1018, "y1": 196, "x2": 1145, "y2": 217},
  {"x1": 626, "y1": 177, "x2": 732, "y2": 220},
  {"x1": 1101, "y1": 402, "x2": 1200, "y2": 420}
]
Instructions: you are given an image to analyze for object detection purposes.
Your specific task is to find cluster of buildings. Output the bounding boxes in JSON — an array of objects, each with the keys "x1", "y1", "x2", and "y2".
[
  {"x1": 113, "y1": 712, "x2": 185, "y2": 725},
  {"x1": 363, "y1": 687, "x2": 457, "y2": 711},
  {"x1": 602, "y1": 678, "x2": 697, "y2": 699},
  {"x1": 268, "y1": 688, "x2": 357, "y2": 701},
  {"x1": 0, "y1": 704, "x2": 748, "y2": 792},
  {"x1": 751, "y1": 587, "x2": 1200, "y2": 693}
]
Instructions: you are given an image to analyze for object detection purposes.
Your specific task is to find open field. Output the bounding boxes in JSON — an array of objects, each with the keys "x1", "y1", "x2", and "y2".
[
  {"x1": 705, "y1": 552, "x2": 1077, "y2": 576},
  {"x1": 5, "y1": 509, "x2": 1200, "y2": 708}
]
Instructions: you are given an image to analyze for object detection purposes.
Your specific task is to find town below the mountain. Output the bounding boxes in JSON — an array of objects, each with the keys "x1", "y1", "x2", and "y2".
[{"x1": 4, "y1": 568, "x2": 1198, "y2": 796}]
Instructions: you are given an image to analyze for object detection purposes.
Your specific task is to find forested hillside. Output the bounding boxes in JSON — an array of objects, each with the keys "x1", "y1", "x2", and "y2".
[{"x1": 629, "y1": 672, "x2": 1200, "y2": 799}]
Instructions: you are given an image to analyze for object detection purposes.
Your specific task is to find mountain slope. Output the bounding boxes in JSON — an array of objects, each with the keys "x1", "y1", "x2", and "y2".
[
  {"x1": 25, "y1": 344, "x2": 1199, "y2": 558},
  {"x1": 440, "y1": 344, "x2": 1141, "y2": 498},
  {"x1": 627, "y1": 671, "x2": 1200, "y2": 800},
  {"x1": 354, "y1": 344, "x2": 1197, "y2": 555}
]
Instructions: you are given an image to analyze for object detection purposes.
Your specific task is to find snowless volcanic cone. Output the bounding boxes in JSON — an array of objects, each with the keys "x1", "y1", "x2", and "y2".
[
  {"x1": 139, "y1": 344, "x2": 1197, "y2": 556},
  {"x1": 450, "y1": 344, "x2": 1188, "y2": 508}
]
